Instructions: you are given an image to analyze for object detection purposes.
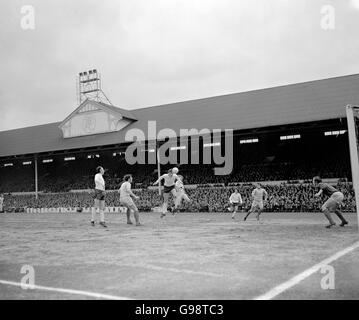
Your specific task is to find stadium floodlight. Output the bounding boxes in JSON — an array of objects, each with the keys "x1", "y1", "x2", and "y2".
[
  {"x1": 22, "y1": 161, "x2": 32, "y2": 165},
  {"x1": 64, "y1": 157, "x2": 75, "y2": 161},
  {"x1": 240, "y1": 138, "x2": 259, "y2": 144},
  {"x1": 346, "y1": 105, "x2": 359, "y2": 230},
  {"x1": 77, "y1": 68, "x2": 112, "y2": 105},
  {"x1": 4, "y1": 163, "x2": 13, "y2": 167},
  {"x1": 325, "y1": 130, "x2": 346, "y2": 136},
  {"x1": 203, "y1": 142, "x2": 221, "y2": 148},
  {"x1": 42, "y1": 159, "x2": 53, "y2": 163},
  {"x1": 280, "y1": 134, "x2": 300, "y2": 140},
  {"x1": 170, "y1": 146, "x2": 186, "y2": 151}
]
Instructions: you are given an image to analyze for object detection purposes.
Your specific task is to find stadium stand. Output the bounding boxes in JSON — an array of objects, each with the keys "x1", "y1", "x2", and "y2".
[
  {"x1": 0, "y1": 74, "x2": 358, "y2": 213},
  {"x1": 2, "y1": 183, "x2": 356, "y2": 213}
]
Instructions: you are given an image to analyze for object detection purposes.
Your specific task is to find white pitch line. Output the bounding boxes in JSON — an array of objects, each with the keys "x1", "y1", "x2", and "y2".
[
  {"x1": 254, "y1": 240, "x2": 359, "y2": 300},
  {"x1": 128, "y1": 263, "x2": 224, "y2": 278},
  {"x1": 0, "y1": 280, "x2": 133, "y2": 300}
]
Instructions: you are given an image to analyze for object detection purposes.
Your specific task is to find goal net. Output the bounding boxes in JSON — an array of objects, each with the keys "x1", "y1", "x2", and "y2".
[{"x1": 346, "y1": 105, "x2": 359, "y2": 223}]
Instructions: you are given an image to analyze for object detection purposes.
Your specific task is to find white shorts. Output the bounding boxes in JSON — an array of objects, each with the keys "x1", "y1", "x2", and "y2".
[
  {"x1": 251, "y1": 201, "x2": 263, "y2": 211},
  {"x1": 322, "y1": 191, "x2": 344, "y2": 212},
  {"x1": 175, "y1": 192, "x2": 190, "y2": 206},
  {"x1": 120, "y1": 197, "x2": 138, "y2": 211}
]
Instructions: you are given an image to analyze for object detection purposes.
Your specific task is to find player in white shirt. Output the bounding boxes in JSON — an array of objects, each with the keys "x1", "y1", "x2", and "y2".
[
  {"x1": 153, "y1": 168, "x2": 180, "y2": 218},
  {"x1": 244, "y1": 183, "x2": 268, "y2": 221},
  {"x1": 119, "y1": 174, "x2": 141, "y2": 226},
  {"x1": 0, "y1": 194, "x2": 4, "y2": 212},
  {"x1": 91, "y1": 166, "x2": 107, "y2": 228},
  {"x1": 172, "y1": 175, "x2": 191, "y2": 215},
  {"x1": 229, "y1": 189, "x2": 243, "y2": 219}
]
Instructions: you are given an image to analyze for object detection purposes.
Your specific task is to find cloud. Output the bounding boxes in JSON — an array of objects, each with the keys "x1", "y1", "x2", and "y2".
[
  {"x1": 1, "y1": 0, "x2": 359, "y2": 131},
  {"x1": 351, "y1": 0, "x2": 359, "y2": 10}
]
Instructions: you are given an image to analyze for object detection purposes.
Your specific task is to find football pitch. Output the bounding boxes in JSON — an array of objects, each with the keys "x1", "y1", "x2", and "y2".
[{"x1": 0, "y1": 211, "x2": 358, "y2": 300}]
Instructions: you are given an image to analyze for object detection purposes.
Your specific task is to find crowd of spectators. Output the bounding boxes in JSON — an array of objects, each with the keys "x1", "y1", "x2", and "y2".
[
  {"x1": 0, "y1": 158, "x2": 352, "y2": 193},
  {"x1": 1, "y1": 150, "x2": 356, "y2": 213},
  {"x1": 2, "y1": 183, "x2": 356, "y2": 213}
]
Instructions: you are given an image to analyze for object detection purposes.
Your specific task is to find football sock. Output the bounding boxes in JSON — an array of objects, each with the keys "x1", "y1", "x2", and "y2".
[
  {"x1": 323, "y1": 209, "x2": 335, "y2": 225},
  {"x1": 334, "y1": 210, "x2": 347, "y2": 224},
  {"x1": 100, "y1": 210, "x2": 105, "y2": 223},
  {"x1": 91, "y1": 207, "x2": 96, "y2": 222}
]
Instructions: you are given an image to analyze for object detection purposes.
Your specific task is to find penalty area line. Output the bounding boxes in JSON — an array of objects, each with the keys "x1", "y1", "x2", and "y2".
[
  {"x1": 254, "y1": 240, "x2": 359, "y2": 300},
  {"x1": 124, "y1": 263, "x2": 225, "y2": 278},
  {"x1": 0, "y1": 280, "x2": 133, "y2": 300}
]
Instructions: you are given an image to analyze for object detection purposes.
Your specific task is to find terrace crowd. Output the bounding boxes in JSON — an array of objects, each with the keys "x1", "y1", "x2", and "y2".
[
  {"x1": 0, "y1": 159, "x2": 352, "y2": 193},
  {"x1": 2, "y1": 183, "x2": 356, "y2": 213}
]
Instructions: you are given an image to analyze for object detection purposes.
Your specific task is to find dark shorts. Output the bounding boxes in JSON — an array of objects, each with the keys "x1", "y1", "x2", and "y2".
[
  {"x1": 231, "y1": 202, "x2": 240, "y2": 208},
  {"x1": 163, "y1": 185, "x2": 175, "y2": 194},
  {"x1": 94, "y1": 189, "x2": 105, "y2": 201}
]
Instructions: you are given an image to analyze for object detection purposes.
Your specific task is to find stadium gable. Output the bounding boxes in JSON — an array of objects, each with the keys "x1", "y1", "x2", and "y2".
[
  {"x1": 58, "y1": 99, "x2": 137, "y2": 139},
  {"x1": 1, "y1": 73, "x2": 359, "y2": 158}
]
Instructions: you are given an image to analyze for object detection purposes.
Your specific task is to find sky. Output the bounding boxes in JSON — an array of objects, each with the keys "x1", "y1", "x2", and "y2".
[{"x1": 1, "y1": 0, "x2": 359, "y2": 131}]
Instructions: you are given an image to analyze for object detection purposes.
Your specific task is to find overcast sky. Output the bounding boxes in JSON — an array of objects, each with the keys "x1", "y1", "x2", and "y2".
[{"x1": 1, "y1": 0, "x2": 359, "y2": 131}]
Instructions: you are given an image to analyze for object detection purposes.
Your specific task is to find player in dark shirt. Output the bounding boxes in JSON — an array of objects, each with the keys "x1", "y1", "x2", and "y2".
[{"x1": 313, "y1": 176, "x2": 348, "y2": 228}]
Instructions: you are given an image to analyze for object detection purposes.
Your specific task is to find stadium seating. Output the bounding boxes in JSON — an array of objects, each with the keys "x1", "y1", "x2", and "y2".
[
  {"x1": 0, "y1": 158, "x2": 352, "y2": 193},
  {"x1": 0, "y1": 146, "x2": 356, "y2": 213},
  {"x1": 2, "y1": 183, "x2": 356, "y2": 213}
]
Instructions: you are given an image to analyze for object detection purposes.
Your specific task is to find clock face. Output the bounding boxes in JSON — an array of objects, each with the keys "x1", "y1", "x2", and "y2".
[{"x1": 82, "y1": 115, "x2": 96, "y2": 133}]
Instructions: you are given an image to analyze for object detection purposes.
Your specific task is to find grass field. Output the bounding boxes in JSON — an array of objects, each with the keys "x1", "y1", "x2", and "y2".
[{"x1": 0, "y1": 211, "x2": 358, "y2": 300}]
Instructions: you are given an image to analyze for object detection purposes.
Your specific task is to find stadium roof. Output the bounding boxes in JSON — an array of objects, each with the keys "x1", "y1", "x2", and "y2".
[{"x1": 1, "y1": 73, "x2": 359, "y2": 158}]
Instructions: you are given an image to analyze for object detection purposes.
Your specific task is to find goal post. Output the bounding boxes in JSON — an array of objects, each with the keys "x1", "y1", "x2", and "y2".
[{"x1": 346, "y1": 105, "x2": 359, "y2": 228}]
